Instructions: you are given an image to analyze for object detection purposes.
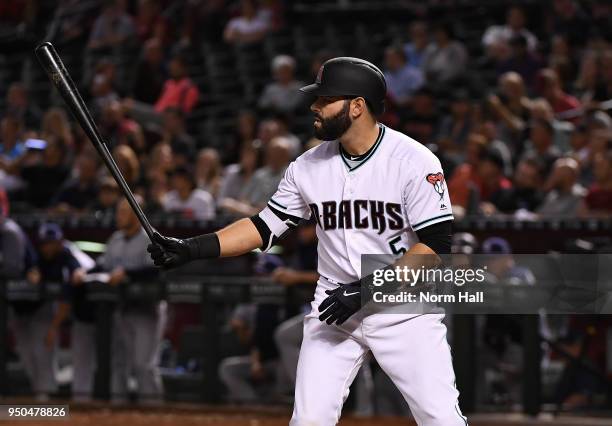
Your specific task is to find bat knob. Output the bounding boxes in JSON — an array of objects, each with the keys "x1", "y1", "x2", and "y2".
[{"x1": 35, "y1": 41, "x2": 53, "y2": 53}]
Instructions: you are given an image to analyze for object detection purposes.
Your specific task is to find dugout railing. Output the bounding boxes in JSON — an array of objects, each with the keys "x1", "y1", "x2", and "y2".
[{"x1": 0, "y1": 277, "x2": 561, "y2": 415}]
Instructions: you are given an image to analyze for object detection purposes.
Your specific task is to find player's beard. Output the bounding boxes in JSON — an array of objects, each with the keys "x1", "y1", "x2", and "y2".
[{"x1": 314, "y1": 100, "x2": 352, "y2": 141}]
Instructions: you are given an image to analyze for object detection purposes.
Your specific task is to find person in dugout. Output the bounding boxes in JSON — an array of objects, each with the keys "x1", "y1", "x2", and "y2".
[
  {"x1": 81, "y1": 197, "x2": 163, "y2": 403},
  {"x1": 10, "y1": 222, "x2": 82, "y2": 401}
]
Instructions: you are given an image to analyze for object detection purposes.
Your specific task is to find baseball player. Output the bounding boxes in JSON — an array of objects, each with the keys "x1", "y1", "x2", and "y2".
[{"x1": 149, "y1": 57, "x2": 466, "y2": 425}]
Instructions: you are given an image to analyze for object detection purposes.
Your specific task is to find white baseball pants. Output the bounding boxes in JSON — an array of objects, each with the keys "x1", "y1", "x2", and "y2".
[{"x1": 290, "y1": 282, "x2": 468, "y2": 426}]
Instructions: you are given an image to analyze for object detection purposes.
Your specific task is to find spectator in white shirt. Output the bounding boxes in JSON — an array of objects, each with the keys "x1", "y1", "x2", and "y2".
[
  {"x1": 163, "y1": 167, "x2": 215, "y2": 220},
  {"x1": 482, "y1": 5, "x2": 538, "y2": 62},
  {"x1": 258, "y1": 55, "x2": 305, "y2": 115},
  {"x1": 422, "y1": 23, "x2": 468, "y2": 88},
  {"x1": 223, "y1": 0, "x2": 270, "y2": 45}
]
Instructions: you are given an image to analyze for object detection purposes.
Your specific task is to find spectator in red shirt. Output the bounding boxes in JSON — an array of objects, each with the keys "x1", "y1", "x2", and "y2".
[
  {"x1": 538, "y1": 68, "x2": 580, "y2": 118},
  {"x1": 448, "y1": 132, "x2": 488, "y2": 214},
  {"x1": 154, "y1": 55, "x2": 200, "y2": 115},
  {"x1": 579, "y1": 150, "x2": 612, "y2": 217}
]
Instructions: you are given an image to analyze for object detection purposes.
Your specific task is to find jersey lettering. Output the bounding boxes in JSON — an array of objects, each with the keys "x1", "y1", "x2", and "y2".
[
  {"x1": 322, "y1": 201, "x2": 337, "y2": 230},
  {"x1": 314, "y1": 200, "x2": 404, "y2": 232},
  {"x1": 338, "y1": 200, "x2": 352, "y2": 229},
  {"x1": 354, "y1": 199, "x2": 369, "y2": 229}
]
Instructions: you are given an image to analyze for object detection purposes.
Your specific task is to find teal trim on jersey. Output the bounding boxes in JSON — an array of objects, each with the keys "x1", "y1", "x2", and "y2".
[
  {"x1": 340, "y1": 124, "x2": 385, "y2": 172},
  {"x1": 455, "y1": 404, "x2": 468, "y2": 426},
  {"x1": 412, "y1": 214, "x2": 454, "y2": 230},
  {"x1": 268, "y1": 199, "x2": 287, "y2": 210}
]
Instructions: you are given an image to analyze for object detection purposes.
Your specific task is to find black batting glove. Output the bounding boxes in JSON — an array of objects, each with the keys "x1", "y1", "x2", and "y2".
[
  {"x1": 147, "y1": 232, "x2": 197, "y2": 269},
  {"x1": 318, "y1": 281, "x2": 363, "y2": 325}
]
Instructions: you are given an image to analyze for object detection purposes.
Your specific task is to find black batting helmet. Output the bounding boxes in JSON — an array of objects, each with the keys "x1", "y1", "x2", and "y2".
[{"x1": 300, "y1": 57, "x2": 387, "y2": 115}]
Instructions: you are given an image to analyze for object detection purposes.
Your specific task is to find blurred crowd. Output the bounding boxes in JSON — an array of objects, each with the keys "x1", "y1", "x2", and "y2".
[
  {"x1": 0, "y1": 0, "x2": 610, "y2": 223},
  {"x1": 0, "y1": 0, "x2": 611, "y2": 411}
]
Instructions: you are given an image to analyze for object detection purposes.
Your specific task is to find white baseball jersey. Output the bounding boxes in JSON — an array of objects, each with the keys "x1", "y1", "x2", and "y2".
[{"x1": 258, "y1": 123, "x2": 453, "y2": 284}]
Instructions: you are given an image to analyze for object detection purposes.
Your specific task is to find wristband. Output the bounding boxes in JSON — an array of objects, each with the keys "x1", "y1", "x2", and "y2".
[{"x1": 185, "y1": 233, "x2": 221, "y2": 260}]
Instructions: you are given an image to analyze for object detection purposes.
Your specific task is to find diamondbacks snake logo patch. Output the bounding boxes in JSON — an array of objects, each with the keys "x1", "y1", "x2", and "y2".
[{"x1": 426, "y1": 172, "x2": 445, "y2": 199}]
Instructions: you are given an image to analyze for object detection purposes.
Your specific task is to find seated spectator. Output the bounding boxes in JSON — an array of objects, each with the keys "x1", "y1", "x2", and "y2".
[
  {"x1": 256, "y1": 117, "x2": 300, "y2": 158},
  {"x1": 92, "y1": 176, "x2": 120, "y2": 219},
  {"x1": 89, "y1": 68, "x2": 120, "y2": 121},
  {"x1": 161, "y1": 107, "x2": 196, "y2": 165},
  {"x1": 134, "y1": 0, "x2": 166, "y2": 42},
  {"x1": 482, "y1": 5, "x2": 537, "y2": 62},
  {"x1": 87, "y1": 0, "x2": 135, "y2": 51},
  {"x1": 475, "y1": 121, "x2": 513, "y2": 177},
  {"x1": 20, "y1": 138, "x2": 70, "y2": 209},
  {"x1": 487, "y1": 72, "x2": 531, "y2": 154},
  {"x1": 537, "y1": 68, "x2": 581, "y2": 118},
  {"x1": 403, "y1": 21, "x2": 429, "y2": 69},
  {"x1": 550, "y1": 0, "x2": 590, "y2": 47},
  {"x1": 490, "y1": 156, "x2": 544, "y2": 214},
  {"x1": 0, "y1": 114, "x2": 25, "y2": 162},
  {"x1": 52, "y1": 153, "x2": 100, "y2": 214},
  {"x1": 496, "y1": 34, "x2": 542, "y2": 91},
  {"x1": 196, "y1": 148, "x2": 222, "y2": 198},
  {"x1": 112, "y1": 145, "x2": 140, "y2": 187},
  {"x1": 223, "y1": 0, "x2": 270, "y2": 45},
  {"x1": 521, "y1": 118, "x2": 562, "y2": 177},
  {"x1": 41, "y1": 107, "x2": 74, "y2": 149},
  {"x1": 578, "y1": 151, "x2": 612, "y2": 217},
  {"x1": 422, "y1": 23, "x2": 468, "y2": 88},
  {"x1": 537, "y1": 157, "x2": 586, "y2": 216},
  {"x1": 529, "y1": 98, "x2": 573, "y2": 152},
  {"x1": 5, "y1": 83, "x2": 42, "y2": 130},
  {"x1": 477, "y1": 149, "x2": 513, "y2": 215},
  {"x1": 567, "y1": 123, "x2": 590, "y2": 168},
  {"x1": 400, "y1": 87, "x2": 438, "y2": 145},
  {"x1": 448, "y1": 133, "x2": 488, "y2": 211},
  {"x1": 222, "y1": 137, "x2": 291, "y2": 217},
  {"x1": 123, "y1": 54, "x2": 200, "y2": 131},
  {"x1": 0, "y1": 114, "x2": 26, "y2": 192},
  {"x1": 228, "y1": 109, "x2": 258, "y2": 164},
  {"x1": 548, "y1": 34, "x2": 577, "y2": 90},
  {"x1": 100, "y1": 101, "x2": 145, "y2": 152},
  {"x1": 154, "y1": 55, "x2": 200, "y2": 115},
  {"x1": 162, "y1": 166, "x2": 215, "y2": 220},
  {"x1": 258, "y1": 55, "x2": 304, "y2": 115},
  {"x1": 146, "y1": 142, "x2": 175, "y2": 184},
  {"x1": 436, "y1": 90, "x2": 473, "y2": 157},
  {"x1": 219, "y1": 141, "x2": 263, "y2": 214},
  {"x1": 573, "y1": 51, "x2": 603, "y2": 104},
  {"x1": 181, "y1": 0, "x2": 229, "y2": 45},
  {"x1": 131, "y1": 38, "x2": 166, "y2": 104},
  {"x1": 53, "y1": 0, "x2": 98, "y2": 50},
  {"x1": 383, "y1": 45, "x2": 423, "y2": 107}
]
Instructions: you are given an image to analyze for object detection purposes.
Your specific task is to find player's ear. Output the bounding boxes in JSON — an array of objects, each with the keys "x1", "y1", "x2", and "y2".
[{"x1": 350, "y1": 97, "x2": 367, "y2": 119}]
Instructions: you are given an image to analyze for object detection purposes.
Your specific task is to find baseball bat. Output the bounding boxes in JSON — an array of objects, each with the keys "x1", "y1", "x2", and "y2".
[{"x1": 34, "y1": 41, "x2": 156, "y2": 241}]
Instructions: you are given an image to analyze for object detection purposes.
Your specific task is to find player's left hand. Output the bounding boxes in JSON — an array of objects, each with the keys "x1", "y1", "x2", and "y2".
[{"x1": 318, "y1": 281, "x2": 362, "y2": 325}]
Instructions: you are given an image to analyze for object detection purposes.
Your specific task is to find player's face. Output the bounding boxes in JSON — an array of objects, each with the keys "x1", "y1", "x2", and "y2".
[{"x1": 310, "y1": 97, "x2": 352, "y2": 141}]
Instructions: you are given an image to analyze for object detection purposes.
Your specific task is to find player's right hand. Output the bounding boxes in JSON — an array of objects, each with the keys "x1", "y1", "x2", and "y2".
[{"x1": 148, "y1": 232, "x2": 193, "y2": 269}]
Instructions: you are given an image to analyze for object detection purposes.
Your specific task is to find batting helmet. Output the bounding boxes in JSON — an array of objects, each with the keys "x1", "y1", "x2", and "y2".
[{"x1": 300, "y1": 57, "x2": 387, "y2": 115}]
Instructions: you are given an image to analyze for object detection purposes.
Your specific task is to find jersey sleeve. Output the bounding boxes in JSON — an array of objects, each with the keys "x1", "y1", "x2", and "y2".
[
  {"x1": 403, "y1": 152, "x2": 454, "y2": 232},
  {"x1": 255, "y1": 161, "x2": 310, "y2": 250},
  {"x1": 266, "y1": 161, "x2": 311, "y2": 221}
]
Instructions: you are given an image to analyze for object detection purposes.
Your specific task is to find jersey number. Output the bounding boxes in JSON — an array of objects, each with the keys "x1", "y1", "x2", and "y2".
[{"x1": 388, "y1": 236, "x2": 406, "y2": 256}]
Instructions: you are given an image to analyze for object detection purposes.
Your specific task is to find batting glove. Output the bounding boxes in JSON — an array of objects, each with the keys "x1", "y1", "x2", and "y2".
[
  {"x1": 147, "y1": 232, "x2": 196, "y2": 269},
  {"x1": 318, "y1": 281, "x2": 363, "y2": 325}
]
